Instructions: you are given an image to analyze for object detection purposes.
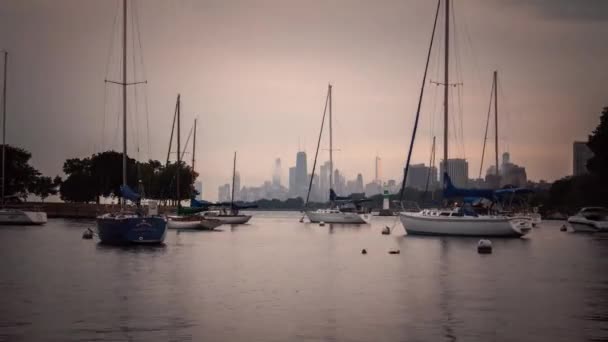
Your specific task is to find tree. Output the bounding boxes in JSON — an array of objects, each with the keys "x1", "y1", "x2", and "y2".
[
  {"x1": 28, "y1": 176, "x2": 59, "y2": 202},
  {"x1": 1, "y1": 145, "x2": 42, "y2": 200},
  {"x1": 587, "y1": 106, "x2": 608, "y2": 180}
]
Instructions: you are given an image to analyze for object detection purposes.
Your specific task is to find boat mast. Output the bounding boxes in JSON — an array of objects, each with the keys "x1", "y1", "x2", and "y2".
[
  {"x1": 176, "y1": 94, "x2": 181, "y2": 207},
  {"x1": 494, "y1": 70, "x2": 499, "y2": 176},
  {"x1": 443, "y1": 0, "x2": 450, "y2": 176},
  {"x1": 122, "y1": 0, "x2": 127, "y2": 202},
  {"x1": 231, "y1": 151, "x2": 236, "y2": 208},
  {"x1": 192, "y1": 118, "x2": 196, "y2": 175},
  {"x1": 328, "y1": 83, "x2": 333, "y2": 195},
  {"x1": 1, "y1": 51, "x2": 6, "y2": 206},
  {"x1": 191, "y1": 118, "x2": 196, "y2": 198}
]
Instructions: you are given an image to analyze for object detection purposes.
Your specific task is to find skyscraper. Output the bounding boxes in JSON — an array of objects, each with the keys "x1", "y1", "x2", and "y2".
[
  {"x1": 440, "y1": 159, "x2": 469, "y2": 188},
  {"x1": 272, "y1": 158, "x2": 281, "y2": 187},
  {"x1": 289, "y1": 167, "x2": 296, "y2": 195},
  {"x1": 573, "y1": 141, "x2": 593, "y2": 176},
  {"x1": 405, "y1": 164, "x2": 438, "y2": 190},
  {"x1": 295, "y1": 151, "x2": 308, "y2": 198},
  {"x1": 233, "y1": 172, "x2": 241, "y2": 201},
  {"x1": 319, "y1": 161, "x2": 330, "y2": 200},
  {"x1": 195, "y1": 181, "x2": 203, "y2": 200}
]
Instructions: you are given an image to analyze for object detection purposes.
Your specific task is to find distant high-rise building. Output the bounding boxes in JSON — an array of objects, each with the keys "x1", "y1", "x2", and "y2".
[
  {"x1": 218, "y1": 184, "x2": 231, "y2": 202},
  {"x1": 440, "y1": 159, "x2": 469, "y2": 188},
  {"x1": 405, "y1": 164, "x2": 438, "y2": 190},
  {"x1": 319, "y1": 161, "x2": 330, "y2": 200},
  {"x1": 355, "y1": 173, "x2": 364, "y2": 193},
  {"x1": 295, "y1": 151, "x2": 308, "y2": 198},
  {"x1": 573, "y1": 141, "x2": 593, "y2": 176},
  {"x1": 272, "y1": 158, "x2": 282, "y2": 187},
  {"x1": 233, "y1": 172, "x2": 241, "y2": 201},
  {"x1": 289, "y1": 167, "x2": 296, "y2": 195},
  {"x1": 195, "y1": 181, "x2": 203, "y2": 200}
]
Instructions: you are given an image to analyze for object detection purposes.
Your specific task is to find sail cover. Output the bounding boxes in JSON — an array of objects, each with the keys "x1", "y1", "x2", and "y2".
[
  {"x1": 120, "y1": 185, "x2": 141, "y2": 202},
  {"x1": 442, "y1": 173, "x2": 495, "y2": 200}
]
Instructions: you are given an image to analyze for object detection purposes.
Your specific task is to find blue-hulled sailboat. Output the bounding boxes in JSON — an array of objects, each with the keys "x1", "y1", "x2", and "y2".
[{"x1": 96, "y1": 0, "x2": 167, "y2": 244}]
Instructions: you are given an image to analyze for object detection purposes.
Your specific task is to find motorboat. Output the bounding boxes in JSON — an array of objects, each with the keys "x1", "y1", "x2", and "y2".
[
  {"x1": 306, "y1": 208, "x2": 368, "y2": 224},
  {"x1": 0, "y1": 208, "x2": 47, "y2": 225},
  {"x1": 567, "y1": 207, "x2": 608, "y2": 233}
]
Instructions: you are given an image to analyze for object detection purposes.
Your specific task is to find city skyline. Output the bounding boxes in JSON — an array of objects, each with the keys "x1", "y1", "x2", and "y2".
[{"x1": 1, "y1": 0, "x2": 606, "y2": 201}]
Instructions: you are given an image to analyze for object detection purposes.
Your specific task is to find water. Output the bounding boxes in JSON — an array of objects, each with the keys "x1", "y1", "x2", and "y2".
[{"x1": 1, "y1": 212, "x2": 607, "y2": 342}]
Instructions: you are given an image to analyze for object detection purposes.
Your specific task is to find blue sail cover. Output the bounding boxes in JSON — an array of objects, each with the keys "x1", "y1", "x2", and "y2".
[
  {"x1": 442, "y1": 173, "x2": 495, "y2": 200},
  {"x1": 191, "y1": 198, "x2": 213, "y2": 208},
  {"x1": 120, "y1": 185, "x2": 141, "y2": 202},
  {"x1": 494, "y1": 188, "x2": 534, "y2": 197},
  {"x1": 330, "y1": 189, "x2": 352, "y2": 201}
]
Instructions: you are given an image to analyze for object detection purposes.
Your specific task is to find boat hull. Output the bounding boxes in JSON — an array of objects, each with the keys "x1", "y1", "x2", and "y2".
[
  {"x1": 567, "y1": 217, "x2": 608, "y2": 233},
  {"x1": 0, "y1": 209, "x2": 47, "y2": 225},
  {"x1": 399, "y1": 212, "x2": 529, "y2": 237},
  {"x1": 203, "y1": 215, "x2": 252, "y2": 224},
  {"x1": 97, "y1": 215, "x2": 167, "y2": 244},
  {"x1": 167, "y1": 217, "x2": 223, "y2": 230},
  {"x1": 306, "y1": 211, "x2": 368, "y2": 224}
]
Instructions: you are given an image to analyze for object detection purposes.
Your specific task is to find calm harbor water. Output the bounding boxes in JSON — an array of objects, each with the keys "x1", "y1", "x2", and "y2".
[{"x1": 1, "y1": 211, "x2": 607, "y2": 342}]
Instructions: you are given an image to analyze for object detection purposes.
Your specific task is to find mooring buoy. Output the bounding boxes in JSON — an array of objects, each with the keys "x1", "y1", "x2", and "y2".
[
  {"x1": 477, "y1": 239, "x2": 492, "y2": 254},
  {"x1": 381, "y1": 226, "x2": 391, "y2": 235},
  {"x1": 319, "y1": 221, "x2": 325, "y2": 226},
  {"x1": 82, "y1": 228, "x2": 93, "y2": 240},
  {"x1": 388, "y1": 249, "x2": 400, "y2": 255},
  {"x1": 560, "y1": 225, "x2": 567, "y2": 232},
  {"x1": 361, "y1": 249, "x2": 367, "y2": 255}
]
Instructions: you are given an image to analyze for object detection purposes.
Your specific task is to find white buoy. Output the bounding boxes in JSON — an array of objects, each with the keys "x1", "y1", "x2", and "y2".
[
  {"x1": 319, "y1": 221, "x2": 325, "y2": 226},
  {"x1": 477, "y1": 239, "x2": 492, "y2": 254}
]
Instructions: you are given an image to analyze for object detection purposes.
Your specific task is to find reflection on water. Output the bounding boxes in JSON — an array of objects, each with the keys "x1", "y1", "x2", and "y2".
[{"x1": 0, "y1": 212, "x2": 606, "y2": 342}]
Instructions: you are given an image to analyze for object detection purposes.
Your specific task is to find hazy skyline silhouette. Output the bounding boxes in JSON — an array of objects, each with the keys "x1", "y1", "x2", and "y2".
[{"x1": 1, "y1": 0, "x2": 606, "y2": 200}]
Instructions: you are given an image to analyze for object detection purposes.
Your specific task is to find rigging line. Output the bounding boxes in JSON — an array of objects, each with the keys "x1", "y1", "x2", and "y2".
[
  {"x1": 497, "y1": 77, "x2": 512, "y2": 153},
  {"x1": 166, "y1": 99, "x2": 178, "y2": 166},
  {"x1": 398, "y1": 0, "x2": 441, "y2": 203},
  {"x1": 303, "y1": 86, "x2": 330, "y2": 209},
  {"x1": 130, "y1": 3, "x2": 141, "y2": 162},
  {"x1": 180, "y1": 124, "x2": 194, "y2": 161},
  {"x1": 479, "y1": 77, "x2": 494, "y2": 178}
]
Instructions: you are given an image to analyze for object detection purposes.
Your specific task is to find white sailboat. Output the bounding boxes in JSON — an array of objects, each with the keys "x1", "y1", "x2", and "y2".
[
  {"x1": 305, "y1": 84, "x2": 367, "y2": 224},
  {"x1": 398, "y1": 0, "x2": 530, "y2": 237},
  {"x1": 165, "y1": 100, "x2": 222, "y2": 230},
  {"x1": 0, "y1": 51, "x2": 47, "y2": 225}
]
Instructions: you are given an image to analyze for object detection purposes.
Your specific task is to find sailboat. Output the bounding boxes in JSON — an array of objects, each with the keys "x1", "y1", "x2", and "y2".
[
  {"x1": 96, "y1": 0, "x2": 167, "y2": 244},
  {"x1": 166, "y1": 101, "x2": 222, "y2": 230},
  {"x1": 398, "y1": 0, "x2": 530, "y2": 237},
  {"x1": 0, "y1": 51, "x2": 47, "y2": 225},
  {"x1": 201, "y1": 152, "x2": 252, "y2": 224},
  {"x1": 305, "y1": 84, "x2": 368, "y2": 224}
]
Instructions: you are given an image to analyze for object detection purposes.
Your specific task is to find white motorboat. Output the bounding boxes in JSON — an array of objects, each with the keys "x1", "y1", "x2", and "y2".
[
  {"x1": 567, "y1": 207, "x2": 608, "y2": 233},
  {"x1": 400, "y1": 209, "x2": 531, "y2": 237},
  {"x1": 0, "y1": 208, "x2": 47, "y2": 225},
  {"x1": 202, "y1": 211, "x2": 251, "y2": 224},
  {"x1": 167, "y1": 215, "x2": 223, "y2": 230},
  {"x1": 306, "y1": 209, "x2": 368, "y2": 224}
]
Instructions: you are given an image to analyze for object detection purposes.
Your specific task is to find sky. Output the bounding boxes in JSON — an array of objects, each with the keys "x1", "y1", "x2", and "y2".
[{"x1": 0, "y1": 0, "x2": 606, "y2": 201}]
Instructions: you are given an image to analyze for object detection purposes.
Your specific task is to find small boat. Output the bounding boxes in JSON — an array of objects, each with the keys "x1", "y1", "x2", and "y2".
[
  {"x1": 202, "y1": 209, "x2": 252, "y2": 224},
  {"x1": 0, "y1": 208, "x2": 47, "y2": 225},
  {"x1": 0, "y1": 52, "x2": 47, "y2": 225},
  {"x1": 306, "y1": 209, "x2": 367, "y2": 224},
  {"x1": 167, "y1": 215, "x2": 223, "y2": 230},
  {"x1": 567, "y1": 207, "x2": 608, "y2": 233}
]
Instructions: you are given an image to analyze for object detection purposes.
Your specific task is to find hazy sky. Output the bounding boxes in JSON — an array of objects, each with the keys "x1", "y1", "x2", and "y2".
[{"x1": 1, "y1": 0, "x2": 607, "y2": 200}]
